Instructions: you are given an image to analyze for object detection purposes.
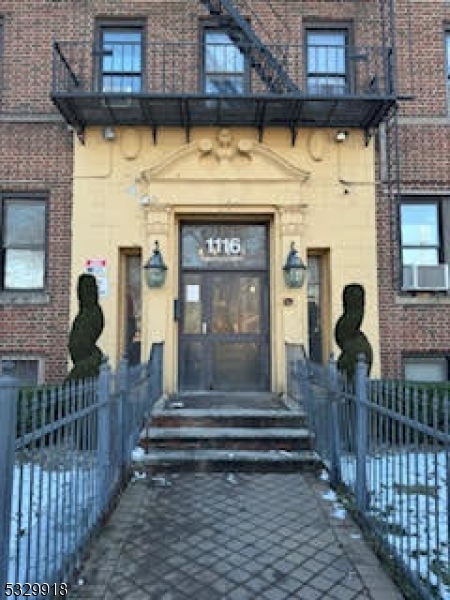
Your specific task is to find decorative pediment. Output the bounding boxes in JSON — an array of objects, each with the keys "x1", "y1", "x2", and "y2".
[{"x1": 138, "y1": 129, "x2": 310, "y2": 183}]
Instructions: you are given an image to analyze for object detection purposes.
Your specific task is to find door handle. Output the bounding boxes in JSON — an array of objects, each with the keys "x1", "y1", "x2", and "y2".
[{"x1": 202, "y1": 322, "x2": 207, "y2": 335}]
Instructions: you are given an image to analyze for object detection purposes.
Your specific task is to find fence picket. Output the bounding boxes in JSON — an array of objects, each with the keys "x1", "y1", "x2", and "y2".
[
  {"x1": 328, "y1": 355, "x2": 342, "y2": 487},
  {"x1": 0, "y1": 368, "x2": 19, "y2": 599}
]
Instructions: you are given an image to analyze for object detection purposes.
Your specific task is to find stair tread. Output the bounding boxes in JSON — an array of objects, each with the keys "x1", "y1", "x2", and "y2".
[
  {"x1": 153, "y1": 408, "x2": 306, "y2": 418},
  {"x1": 141, "y1": 427, "x2": 312, "y2": 439},
  {"x1": 135, "y1": 448, "x2": 320, "y2": 462}
]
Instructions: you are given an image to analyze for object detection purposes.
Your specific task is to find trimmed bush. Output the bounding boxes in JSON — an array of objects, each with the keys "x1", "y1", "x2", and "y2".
[
  {"x1": 335, "y1": 283, "x2": 373, "y2": 381},
  {"x1": 66, "y1": 274, "x2": 104, "y2": 382}
]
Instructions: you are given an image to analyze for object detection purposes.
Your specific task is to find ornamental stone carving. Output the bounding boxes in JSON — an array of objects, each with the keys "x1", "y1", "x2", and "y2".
[{"x1": 198, "y1": 129, "x2": 253, "y2": 164}]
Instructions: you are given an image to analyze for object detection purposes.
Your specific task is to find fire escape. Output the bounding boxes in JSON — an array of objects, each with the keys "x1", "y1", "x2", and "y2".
[
  {"x1": 51, "y1": 0, "x2": 397, "y2": 144},
  {"x1": 200, "y1": 0, "x2": 299, "y2": 95}
]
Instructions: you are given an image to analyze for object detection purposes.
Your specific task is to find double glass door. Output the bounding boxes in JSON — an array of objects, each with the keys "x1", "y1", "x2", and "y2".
[
  {"x1": 179, "y1": 223, "x2": 270, "y2": 392},
  {"x1": 179, "y1": 271, "x2": 269, "y2": 391}
]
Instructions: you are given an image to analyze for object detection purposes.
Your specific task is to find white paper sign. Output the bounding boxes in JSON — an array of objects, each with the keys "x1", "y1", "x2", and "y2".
[
  {"x1": 186, "y1": 284, "x2": 200, "y2": 303},
  {"x1": 85, "y1": 258, "x2": 108, "y2": 298}
]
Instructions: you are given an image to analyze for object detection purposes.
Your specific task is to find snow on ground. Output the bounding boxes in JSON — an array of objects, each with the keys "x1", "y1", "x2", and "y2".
[
  {"x1": 341, "y1": 450, "x2": 449, "y2": 599},
  {"x1": 8, "y1": 447, "x2": 449, "y2": 598},
  {"x1": 8, "y1": 455, "x2": 99, "y2": 594}
]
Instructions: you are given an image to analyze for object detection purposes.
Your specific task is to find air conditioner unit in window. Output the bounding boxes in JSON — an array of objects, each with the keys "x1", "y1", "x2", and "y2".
[{"x1": 402, "y1": 264, "x2": 449, "y2": 291}]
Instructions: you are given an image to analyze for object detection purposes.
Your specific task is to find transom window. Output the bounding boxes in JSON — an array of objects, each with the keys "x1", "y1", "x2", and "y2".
[
  {"x1": 1, "y1": 196, "x2": 47, "y2": 290},
  {"x1": 306, "y1": 29, "x2": 348, "y2": 95},
  {"x1": 400, "y1": 202, "x2": 440, "y2": 266},
  {"x1": 204, "y1": 29, "x2": 246, "y2": 94},
  {"x1": 99, "y1": 25, "x2": 143, "y2": 93}
]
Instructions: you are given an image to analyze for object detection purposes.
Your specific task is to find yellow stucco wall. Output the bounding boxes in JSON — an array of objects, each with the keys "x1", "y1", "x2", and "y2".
[{"x1": 71, "y1": 125, "x2": 380, "y2": 393}]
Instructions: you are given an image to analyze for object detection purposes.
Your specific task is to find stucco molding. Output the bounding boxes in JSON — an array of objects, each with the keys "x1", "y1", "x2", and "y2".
[
  {"x1": 279, "y1": 204, "x2": 308, "y2": 235},
  {"x1": 137, "y1": 129, "x2": 311, "y2": 183}
]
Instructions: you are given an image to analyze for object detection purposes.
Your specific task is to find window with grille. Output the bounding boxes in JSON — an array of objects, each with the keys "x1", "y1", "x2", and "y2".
[
  {"x1": 306, "y1": 28, "x2": 348, "y2": 96},
  {"x1": 98, "y1": 24, "x2": 143, "y2": 93},
  {"x1": 203, "y1": 29, "x2": 247, "y2": 95}
]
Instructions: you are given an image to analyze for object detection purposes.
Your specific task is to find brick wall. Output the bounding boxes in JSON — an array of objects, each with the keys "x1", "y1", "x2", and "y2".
[
  {"x1": 376, "y1": 0, "x2": 450, "y2": 378},
  {"x1": 2, "y1": 0, "x2": 448, "y2": 381}
]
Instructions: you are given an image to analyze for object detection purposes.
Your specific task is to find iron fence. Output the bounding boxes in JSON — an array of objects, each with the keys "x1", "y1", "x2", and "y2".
[
  {"x1": 286, "y1": 343, "x2": 450, "y2": 600},
  {"x1": 0, "y1": 343, "x2": 163, "y2": 598}
]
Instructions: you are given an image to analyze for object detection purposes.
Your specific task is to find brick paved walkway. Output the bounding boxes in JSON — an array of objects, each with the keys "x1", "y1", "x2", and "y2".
[{"x1": 68, "y1": 472, "x2": 404, "y2": 600}]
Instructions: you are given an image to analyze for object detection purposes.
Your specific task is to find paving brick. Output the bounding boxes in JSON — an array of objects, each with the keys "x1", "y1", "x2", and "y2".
[{"x1": 67, "y1": 473, "x2": 405, "y2": 600}]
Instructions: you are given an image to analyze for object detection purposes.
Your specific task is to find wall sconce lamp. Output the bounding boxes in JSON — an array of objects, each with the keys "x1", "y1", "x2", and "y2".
[
  {"x1": 103, "y1": 126, "x2": 116, "y2": 141},
  {"x1": 144, "y1": 241, "x2": 167, "y2": 288},
  {"x1": 335, "y1": 130, "x2": 348, "y2": 143},
  {"x1": 283, "y1": 242, "x2": 307, "y2": 289}
]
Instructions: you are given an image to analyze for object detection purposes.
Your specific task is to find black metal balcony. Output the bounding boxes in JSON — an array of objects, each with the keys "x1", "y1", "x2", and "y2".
[{"x1": 51, "y1": 40, "x2": 396, "y2": 142}]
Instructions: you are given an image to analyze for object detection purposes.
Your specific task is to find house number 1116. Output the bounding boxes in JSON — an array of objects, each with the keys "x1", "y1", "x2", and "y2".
[{"x1": 205, "y1": 237, "x2": 241, "y2": 255}]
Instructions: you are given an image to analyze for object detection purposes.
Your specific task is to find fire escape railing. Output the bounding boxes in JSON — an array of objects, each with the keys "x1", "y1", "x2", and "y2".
[{"x1": 52, "y1": 41, "x2": 394, "y2": 98}]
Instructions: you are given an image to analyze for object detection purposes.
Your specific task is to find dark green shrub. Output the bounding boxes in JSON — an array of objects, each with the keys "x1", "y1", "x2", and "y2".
[
  {"x1": 335, "y1": 283, "x2": 373, "y2": 381},
  {"x1": 66, "y1": 274, "x2": 104, "y2": 382}
]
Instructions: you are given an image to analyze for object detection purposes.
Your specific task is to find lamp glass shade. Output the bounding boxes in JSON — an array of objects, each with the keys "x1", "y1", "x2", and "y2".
[
  {"x1": 144, "y1": 243, "x2": 167, "y2": 288},
  {"x1": 284, "y1": 267, "x2": 306, "y2": 288},
  {"x1": 145, "y1": 266, "x2": 167, "y2": 288},
  {"x1": 283, "y1": 245, "x2": 306, "y2": 288}
]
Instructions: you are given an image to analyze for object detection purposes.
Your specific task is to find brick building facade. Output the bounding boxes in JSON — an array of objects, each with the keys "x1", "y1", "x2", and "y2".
[
  {"x1": 378, "y1": 1, "x2": 450, "y2": 380},
  {"x1": 0, "y1": 1, "x2": 448, "y2": 385}
]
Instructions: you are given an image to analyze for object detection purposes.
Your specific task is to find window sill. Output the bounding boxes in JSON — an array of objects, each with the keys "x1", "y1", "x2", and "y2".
[
  {"x1": 0, "y1": 291, "x2": 51, "y2": 305},
  {"x1": 395, "y1": 293, "x2": 450, "y2": 306}
]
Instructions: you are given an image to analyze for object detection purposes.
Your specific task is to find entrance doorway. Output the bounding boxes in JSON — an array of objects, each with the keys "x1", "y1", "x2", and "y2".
[{"x1": 178, "y1": 223, "x2": 270, "y2": 392}]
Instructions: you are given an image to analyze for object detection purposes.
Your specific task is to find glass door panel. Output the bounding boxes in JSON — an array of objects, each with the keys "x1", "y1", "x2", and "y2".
[
  {"x1": 212, "y1": 275, "x2": 260, "y2": 334},
  {"x1": 179, "y1": 271, "x2": 269, "y2": 392},
  {"x1": 182, "y1": 274, "x2": 202, "y2": 334}
]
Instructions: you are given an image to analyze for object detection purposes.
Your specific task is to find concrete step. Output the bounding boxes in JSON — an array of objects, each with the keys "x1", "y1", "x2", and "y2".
[
  {"x1": 133, "y1": 448, "x2": 323, "y2": 474},
  {"x1": 150, "y1": 408, "x2": 308, "y2": 430},
  {"x1": 140, "y1": 426, "x2": 314, "y2": 452}
]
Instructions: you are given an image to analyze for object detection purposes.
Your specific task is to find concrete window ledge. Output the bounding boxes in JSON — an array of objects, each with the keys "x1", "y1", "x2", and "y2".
[
  {"x1": 395, "y1": 294, "x2": 450, "y2": 306},
  {"x1": 0, "y1": 292, "x2": 51, "y2": 305}
]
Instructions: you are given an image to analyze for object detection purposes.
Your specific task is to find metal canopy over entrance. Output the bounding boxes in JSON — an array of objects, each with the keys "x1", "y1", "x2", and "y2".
[{"x1": 178, "y1": 223, "x2": 270, "y2": 392}]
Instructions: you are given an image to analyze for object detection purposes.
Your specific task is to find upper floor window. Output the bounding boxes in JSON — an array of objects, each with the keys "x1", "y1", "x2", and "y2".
[
  {"x1": 1, "y1": 196, "x2": 47, "y2": 290},
  {"x1": 446, "y1": 32, "x2": 450, "y2": 110},
  {"x1": 400, "y1": 199, "x2": 450, "y2": 292},
  {"x1": 204, "y1": 29, "x2": 247, "y2": 94},
  {"x1": 306, "y1": 29, "x2": 348, "y2": 95},
  {"x1": 98, "y1": 24, "x2": 143, "y2": 93},
  {"x1": 0, "y1": 19, "x2": 3, "y2": 95},
  {"x1": 400, "y1": 202, "x2": 440, "y2": 266}
]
